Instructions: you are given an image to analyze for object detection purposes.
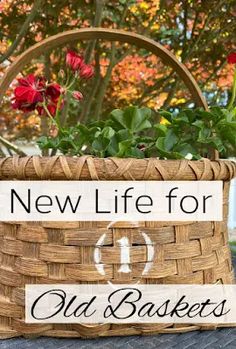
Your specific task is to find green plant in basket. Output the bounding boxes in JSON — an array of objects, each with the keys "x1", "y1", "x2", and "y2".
[{"x1": 12, "y1": 51, "x2": 236, "y2": 159}]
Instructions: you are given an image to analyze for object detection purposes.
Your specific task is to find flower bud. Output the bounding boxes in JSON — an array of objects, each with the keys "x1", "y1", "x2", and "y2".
[
  {"x1": 79, "y1": 64, "x2": 94, "y2": 79},
  {"x1": 66, "y1": 50, "x2": 84, "y2": 71},
  {"x1": 72, "y1": 91, "x2": 83, "y2": 101},
  {"x1": 59, "y1": 69, "x2": 65, "y2": 79}
]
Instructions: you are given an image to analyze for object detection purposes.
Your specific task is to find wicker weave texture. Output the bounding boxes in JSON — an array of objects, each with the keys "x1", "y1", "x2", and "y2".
[
  {"x1": 0, "y1": 156, "x2": 235, "y2": 338},
  {"x1": 0, "y1": 156, "x2": 235, "y2": 180}
]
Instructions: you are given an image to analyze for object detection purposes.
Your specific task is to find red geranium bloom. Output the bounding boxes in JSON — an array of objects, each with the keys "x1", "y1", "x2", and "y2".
[
  {"x1": 45, "y1": 84, "x2": 64, "y2": 116},
  {"x1": 66, "y1": 50, "x2": 84, "y2": 71},
  {"x1": 79, "y1": 63, "x2": 94, "y2": 79},
  {"x1": 47, "y1": 103, "x2": 57, "y2": 116},
  {"x1": 36, "y1": 102, "x2": 59, "y2": 117},
  {"x1": 227, "y1": 52, "x2": 236, "y2": 64},
  {"x1": 12, "y1": 74, "x2": 45, "y2": 112},
  {"x1": 14, "y1": 74, "x2": 45, "y2": 103},
  {"x1": 12, "y1": 74, "x2": 65, "y2": 118},
  {"x1": 12, "y1": 99, "x2": 37, "y2": 113},
  {"x1": 46, "y1": 83, "x2": 62, "y2": 100},
  {"x1": 17, "y1": 74, "x2": 45, "y2": 89}
]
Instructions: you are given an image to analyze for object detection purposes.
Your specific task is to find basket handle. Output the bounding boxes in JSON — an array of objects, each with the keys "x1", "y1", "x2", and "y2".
[{"x1": 0, "y1": 28, "x2": 218, "y2": 160}]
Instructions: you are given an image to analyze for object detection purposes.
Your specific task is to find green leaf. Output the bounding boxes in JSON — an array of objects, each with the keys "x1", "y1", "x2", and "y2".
[
  {"x1": 174, "y1": 143, "x2": 197, "y2": 157},
  {"x1": 92, "y1": 136, "x2": 110, "y2": 153},
  {"x1": 37, "y1": 136, "x2": 58, "y2": 150},
  {"x1": 136, "y1": 136, "x2": 154, "y2": 144},
  {"x1": 164, "y1": 129, "x2": 178, "y2": 151},
  {"x1": 192, "y1": 120, "x2": 205, "y2": 128},
  {"x1": 117, "y1": 139, "x2": 134, "y2": 157},
  {"x1": 101, "y1": 126, "x2": 115, "y2": 139},
  {"x1": 172, "y1": 114, "x2": 189, "y2": 124},
  {"x1": 197, "y1": 127, "x2": 211, "y2": 141},
  {"x1": 125, "y1": 147, "x2": 145, "y2": 159},
  {"x1": 154, "y1": 124, "x2": 168, "y2": 137},
  {"x1": 210, "y1": 106, "x2": 228, "y2": 122},
  {"x1": 110, "y1": 106, "x2": 152, "y2": 133},
  {"x1": 155, "y1": 137, "x2": 170, "y2": 155}
]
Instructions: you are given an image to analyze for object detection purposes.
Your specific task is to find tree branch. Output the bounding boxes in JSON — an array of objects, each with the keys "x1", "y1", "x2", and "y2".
[
  {"x1": 80, "y1": 50, "x2": 101, "y2": 122},
  {"x1": 0, "y1": 0, "x2": 43, "y2": 64},
  {"x1": 93, "y1": 42, "x2": 116, "y2": 120},
  {"x1": 0, "y1": 136, "x2": 27, "y2": 156},
  {"x1": 0, "y1": 146, "x2": 5, "y2": 156},
  {"x1": 83, "y1": 0, "x2": 133, "y2": 120},
  {"x1": 85, "y1": 0, "x2": 104, "y2": 63},
  {"x1": 136, "y1": 73, "x2": 174, "y2": 106},
  {"x1": 162, "y1": 80, "x2": 179, "y2": 109},
  {"x1": 182, "y1": 0, "x2": 188, "y2": 48},
  {"x1": 183, "y1": 0, "x2": 225, "y2": 62},
  {"x1": 190, "y1": 8, "x2": 200, "y2": 40},
  {"x1": 158, "y1": 0, "x2": 224, "y2": 108}
]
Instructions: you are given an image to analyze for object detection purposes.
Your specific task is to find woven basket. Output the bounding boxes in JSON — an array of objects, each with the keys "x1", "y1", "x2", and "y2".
[{"x1": 0, "y1": 28, "x2": 235, "y2": 339}]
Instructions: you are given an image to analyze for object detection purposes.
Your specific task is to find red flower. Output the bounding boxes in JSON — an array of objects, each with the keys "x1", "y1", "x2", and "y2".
[
  {"x1": 45, "y1": 83, "x2": 64, "y2": 116},
  {"x1": 66, "y1": 50, "x2": 84, "y2": 71},
  {"x1": 35, "y1": 105, "x2": 44, "y2": 115},
  {"x1": 12, "y1": 99, "x2": 37, "y2": 113},
  {"x1": 72, "y1": 91, "x2": 83, "y2": 101},
  {"x1": 12, "y1": 73, "x2": 65, "y2": 118},
  {"x1": 36, "y1": 102, "x2": 58, "y2": 117},
  {"x1": 46, "y1": 83, "x2": 63, "y2": 102},
  {"x1": 47, "y1": 103, "x2": 58, "y2": 116},
  {"x1": 17, "y1": 74, "x2": 45, "y2": 90},
  {"x1": 12, "y1": 74, "x2": 45, "y2": 112},
  {"x1": 227, "y1": 52, "x2": 236, "y2": 64},
  {"x1": 79, "y1": 63, "x2": 94, "y2": 79},
  {"x1": 37, "y1": 84, "x2": 64, "y2": 117},
  {"x1": 14, "y1": 74, "x2": 44, "y2": 103}
]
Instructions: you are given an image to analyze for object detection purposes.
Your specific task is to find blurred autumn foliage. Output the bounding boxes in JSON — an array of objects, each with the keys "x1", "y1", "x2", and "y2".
[{"x1": 0, "y1": 0, "x2": 236, "y2": 143}]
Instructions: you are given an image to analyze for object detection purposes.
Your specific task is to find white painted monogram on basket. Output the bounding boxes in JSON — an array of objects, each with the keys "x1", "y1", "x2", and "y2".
[{"x1": 94, "y1": 230, "x2": 154, "y2": 281}]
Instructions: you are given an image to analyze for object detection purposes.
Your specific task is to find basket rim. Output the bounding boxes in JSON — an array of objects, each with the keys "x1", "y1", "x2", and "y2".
[{"x1": 0, "y1": 155, "x2": 235, "y2": 181}]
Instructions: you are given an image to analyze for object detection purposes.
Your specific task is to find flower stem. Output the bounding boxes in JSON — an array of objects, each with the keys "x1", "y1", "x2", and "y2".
[
  {"x1": 55, "y1": 94, "x2": 63, "y2": 126},
  {"x1": 67, "y1": 77, "x2": 77, "y2": 90},
  {"x1": 228, "y1": 68, "x2": 236, "y2": 110},
  {"x1": 42, "y1": 102, "x2": 58, "y2": 127},
  {"x1": 65, "y1": 67, "x2": 71, "y2": 87}
]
